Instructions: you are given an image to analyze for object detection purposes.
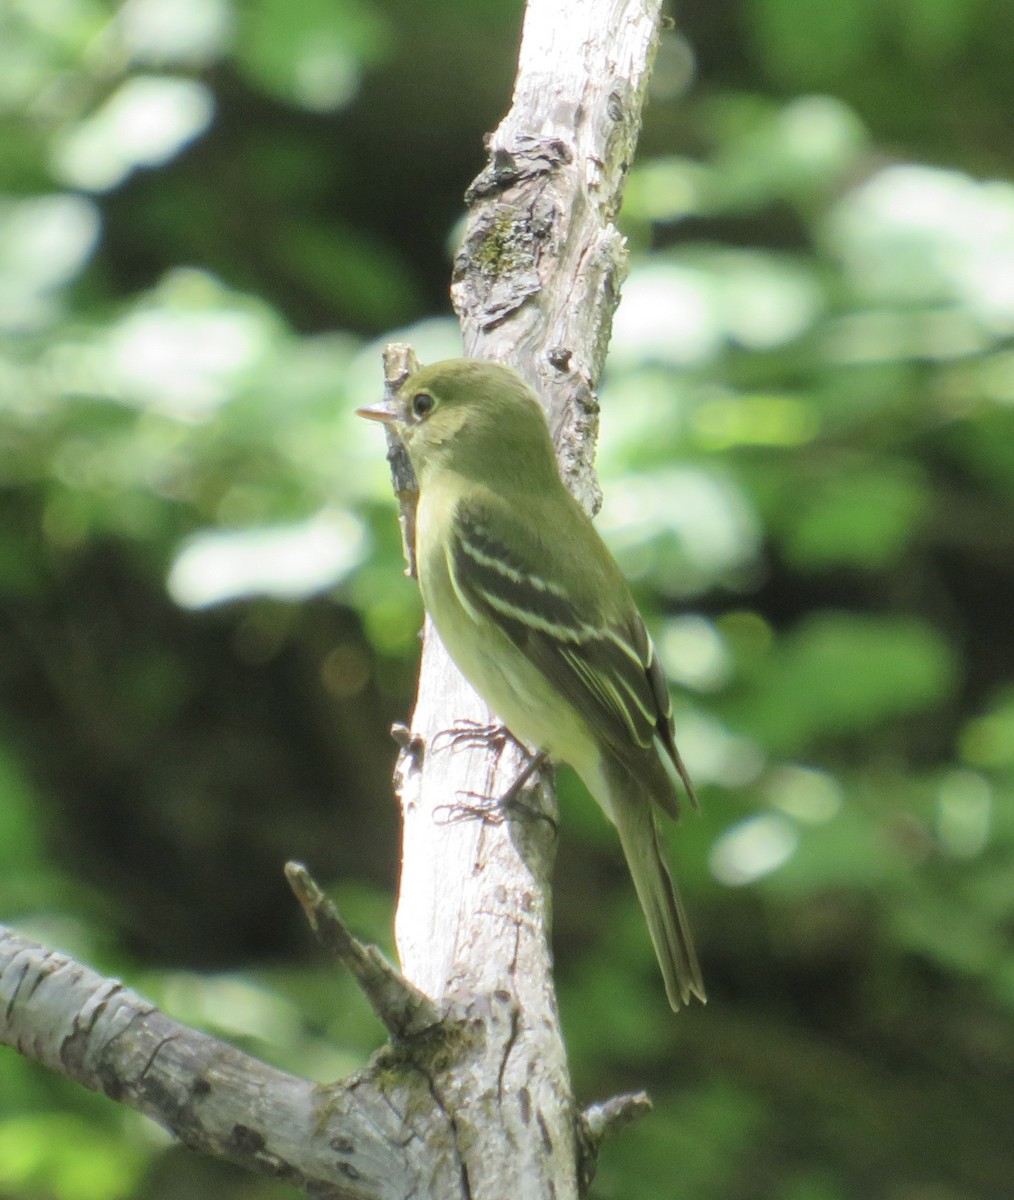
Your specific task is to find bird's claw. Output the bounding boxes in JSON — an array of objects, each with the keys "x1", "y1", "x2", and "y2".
[{"x1": 431, "y1": 718, "x2": 516, "y2": 753}]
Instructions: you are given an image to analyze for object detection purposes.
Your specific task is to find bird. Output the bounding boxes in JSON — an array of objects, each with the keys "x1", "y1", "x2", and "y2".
[{"x1": 358, "y1": 358, "x2": 705, "y2": 1011}]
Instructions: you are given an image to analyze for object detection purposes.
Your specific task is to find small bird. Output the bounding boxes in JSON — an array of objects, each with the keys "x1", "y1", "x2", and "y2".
[{"x1": 359, "y1": 358, "x2": 705, "y2": 1010}]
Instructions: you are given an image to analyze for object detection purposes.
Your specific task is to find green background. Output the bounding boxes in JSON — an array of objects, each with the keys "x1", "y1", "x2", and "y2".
[{"x1": 2, "y1": 0, "x2": 1014, "y2": 1197}]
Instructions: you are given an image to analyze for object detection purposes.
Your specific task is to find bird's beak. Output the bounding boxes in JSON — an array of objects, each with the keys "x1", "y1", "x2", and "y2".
[{"x1": 356, "y1": 399, "x2": 399, "y2": 425}]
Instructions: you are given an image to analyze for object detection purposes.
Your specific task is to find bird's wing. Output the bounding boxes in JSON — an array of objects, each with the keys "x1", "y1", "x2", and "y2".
[{"x1": 448, "y1": 500, "x2": 694, "y2": 813}]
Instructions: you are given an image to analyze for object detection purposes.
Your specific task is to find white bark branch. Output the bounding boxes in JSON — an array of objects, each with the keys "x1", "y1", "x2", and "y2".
[
  {"x1": 453, "y1": 0, "x2": 665, "y2": 509},
  {"x1": 390, "y1": 2, "x2": 666, "y2": 1198},
  {"x1": 0, "y1": 923, "x2": 423, "y2": 1199},
  {"x1": 285, "y1": 860, "x2": 442, "y2": 1040}
]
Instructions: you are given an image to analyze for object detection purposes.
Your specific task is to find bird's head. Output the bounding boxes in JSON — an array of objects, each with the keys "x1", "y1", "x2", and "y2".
[{"x1": 357, "y1": 358, "x2": 559, "y2": 486}]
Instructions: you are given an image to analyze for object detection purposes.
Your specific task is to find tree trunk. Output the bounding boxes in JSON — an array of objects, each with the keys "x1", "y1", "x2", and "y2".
[{"x1": 390, "y1": 1, "x2": 665, "y2": 1195}]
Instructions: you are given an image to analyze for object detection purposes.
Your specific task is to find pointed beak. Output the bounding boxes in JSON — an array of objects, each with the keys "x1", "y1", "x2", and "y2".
[{"x1": 356, "y1": 399, "x2": 399, "y2": 425}]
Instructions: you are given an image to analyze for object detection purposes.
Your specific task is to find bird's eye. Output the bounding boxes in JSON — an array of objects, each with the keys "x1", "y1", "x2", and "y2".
[{"x1": 411, "y1": 392, "x2": 435, "y2": 420}]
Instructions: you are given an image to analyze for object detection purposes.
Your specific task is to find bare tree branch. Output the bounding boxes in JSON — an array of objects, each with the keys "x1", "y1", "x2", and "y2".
[
  {"x1": 285, "y1": 861, "x2": 441, "y2": 1041},
  {"x1": 378, "y1": 343, "x2": 422, "y2": 577},
  {"x1": 0, "y1": 923, "x2": 421, "y2": 1200},
  {"x1": 387, "y1": 2, "x2": 666, "y2": 1197}
]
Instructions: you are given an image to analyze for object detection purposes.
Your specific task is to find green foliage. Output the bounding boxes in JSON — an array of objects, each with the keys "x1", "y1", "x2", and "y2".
[
  {"x1": 739, "y1": 612, "x2": 957, "y2": 752},
  {"x1": 236, "y1": 0, "x2": 391, "y2": 111},
  {"x1": 2, "y1": 0, "x2": 1014, "y2": 1198},
  {"x1": 781, "y1": 467, "x2": 927, "y2": 570},
  {"x1": 0, "y1": 1113, "x2": 147, "y2": 1200}
]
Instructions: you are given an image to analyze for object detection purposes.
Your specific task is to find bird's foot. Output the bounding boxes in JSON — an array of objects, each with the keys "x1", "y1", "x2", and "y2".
[
  {"x1": 431, "y1": 720, "x2": 555, "y2": 828},
  {"x1": 434, "y1": 749, "x2": 555, "y2": 830},
  {"x1": 431, "y1": 718, "x2": 516, "y2": 755},
  {"x1": 435, "y1": 793, "x2": 511, "y2": 827}
]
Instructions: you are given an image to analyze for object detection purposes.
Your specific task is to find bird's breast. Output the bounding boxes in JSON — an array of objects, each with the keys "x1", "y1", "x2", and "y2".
[{"x1": 415, "y1": 485, "x2": 597, "y2": 774}]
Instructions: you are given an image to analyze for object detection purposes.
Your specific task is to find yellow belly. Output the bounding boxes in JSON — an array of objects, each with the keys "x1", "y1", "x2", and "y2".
[{"x1": 416, "y1": 485, "x2": 599, "y2": 778}]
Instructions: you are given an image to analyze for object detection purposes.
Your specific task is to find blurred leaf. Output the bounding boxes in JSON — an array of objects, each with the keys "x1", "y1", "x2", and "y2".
[
  {"x1": 741, "y1": 613, "x2": 957, "y2": 752},
  {"x1": 235, "y1": 0, "x2": 390, "y2": 112},
  {"x1": 895, "y1": 0, "x2": 979, "y2": 64},
  {"x1": 0, "y1": 193, "x2": 100, "y2": 332},
  {"x1": 961, "y1": 689, "x2": 1014, "y2": 769},
  {"x1": 167, "y1": 508, "x2": 367, "y2": 608},
  {"x1": 118, "y1": 0, "x2": 232, "y2": 69},
  {"x1": 593, "y1": 1080, "x2": 766, "y2": 1200},
  {"x1": 782, "y1": 464, "x2": 928, "y2": 569},
  {"x1": 51, "y1": 76, "x2": 215, "y2": 192},
  {"x1": 0, "y1": 1114, "x2": 145, "y2": 1200},
  {"x1": 748, "y1": 0, "x2": 878, "y2": 88},
  {"x1": 276, "y1": 220, "x2": 422, "y2": 329}
]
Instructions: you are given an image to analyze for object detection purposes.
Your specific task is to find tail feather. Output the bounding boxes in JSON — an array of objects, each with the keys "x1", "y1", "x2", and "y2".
[{"x1": 609, "y1": 776, "x2": 706, "y2": 1011}]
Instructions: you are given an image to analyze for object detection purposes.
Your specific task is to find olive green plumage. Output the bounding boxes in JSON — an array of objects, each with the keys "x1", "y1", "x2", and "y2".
[{"x1": 359, "y1": 358, "x2": 705, "y2": 1011}]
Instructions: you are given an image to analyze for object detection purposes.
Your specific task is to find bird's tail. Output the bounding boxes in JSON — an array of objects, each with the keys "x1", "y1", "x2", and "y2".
[{"x1": 608, "y1": 770, "x2": 706, "y2": 1012}]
